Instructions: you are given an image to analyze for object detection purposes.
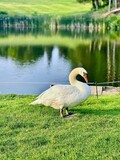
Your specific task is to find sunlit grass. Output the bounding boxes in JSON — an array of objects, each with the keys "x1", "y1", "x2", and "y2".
[
  {"x1": 0, "y1": 94, "x2": 120, "y2": 159},
  {"x1": 0, "y1": 0, "x2": 91, "y2": 16}
]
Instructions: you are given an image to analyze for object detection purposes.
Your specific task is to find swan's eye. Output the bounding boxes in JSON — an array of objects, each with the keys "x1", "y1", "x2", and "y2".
[
  {"x1": 76, "y1": 74, "x2": 86, "y2": 83},
  {"x1": 83, "y1": 72, "x2": 88, "y2": 77}
]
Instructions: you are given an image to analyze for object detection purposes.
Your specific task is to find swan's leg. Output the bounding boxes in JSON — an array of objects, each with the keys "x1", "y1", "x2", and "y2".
[
  {"x1": 65, "y1": 107, "x2": 69, "y2": 116},
  {"x1": 60, "y1": 108, "x2": 64, "y2": 118}
]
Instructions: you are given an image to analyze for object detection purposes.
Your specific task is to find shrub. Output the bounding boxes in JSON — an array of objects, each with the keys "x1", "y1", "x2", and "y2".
[
  {"x1": 0, "y1": 11, "x2": 8, "y2": 15},
  {"x1": 106, "y1": 14, "x2": 117, "y2": 29}
]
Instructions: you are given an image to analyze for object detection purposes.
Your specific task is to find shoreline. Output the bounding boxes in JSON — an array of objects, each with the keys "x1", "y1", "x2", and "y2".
[
  {"x1": 90, "y1": 86, "x2": 120, "y2": 96},
  {"x1": 0, "y1": 86, "x2": 119, "y2": 96}
]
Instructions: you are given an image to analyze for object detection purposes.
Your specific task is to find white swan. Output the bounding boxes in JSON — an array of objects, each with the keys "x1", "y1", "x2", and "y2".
[{"x1": 31, "y1": 67, "x2": 91, "y2": 117}]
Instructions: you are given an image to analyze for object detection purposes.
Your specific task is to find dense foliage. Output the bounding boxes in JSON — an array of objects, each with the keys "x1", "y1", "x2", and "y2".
[
  {"x1": 77, "y1": 0, "x2": 120, "y2": 9},
  {"x1": 105, "y1": 14, "x2": 120, "y2": 30}
]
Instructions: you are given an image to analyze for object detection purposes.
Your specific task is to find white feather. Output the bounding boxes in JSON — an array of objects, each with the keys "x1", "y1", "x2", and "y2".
[{"x1": 30, "y1": 67, "x2": 91, "y2": 110}]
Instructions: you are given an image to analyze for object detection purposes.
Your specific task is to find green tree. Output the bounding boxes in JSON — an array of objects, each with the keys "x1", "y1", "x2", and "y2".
[
  {"x1": 108, "y1": 0, "x2": 119, "y2": 11},
  {"x1": 92, "y1": 0, "x2": 100, "y2": 9},
  {"x1": 77, "y1": 0, "x2": 100, "y2": 9},
  {"x1": 77, "y1": 0, "x2": 120, "y2": 10}
]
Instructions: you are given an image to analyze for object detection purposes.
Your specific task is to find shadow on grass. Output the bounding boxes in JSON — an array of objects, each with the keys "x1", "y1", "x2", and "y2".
[{"x1": 71, "y1": 108, "x2": 120, "y2": 116}]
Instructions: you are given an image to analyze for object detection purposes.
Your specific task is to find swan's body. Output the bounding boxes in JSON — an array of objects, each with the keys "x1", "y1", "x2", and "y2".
[{"x1": 31, "y1": 67, "x2": 91, "y2": 117}]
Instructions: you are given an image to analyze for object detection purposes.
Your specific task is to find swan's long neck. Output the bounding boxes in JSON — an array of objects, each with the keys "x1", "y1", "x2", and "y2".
[
  {"x1": 69, "y1": 68, "x2": 89, "y2": 94},
  {"x1": 69, "y1": 68, "x2": 80, "y2": 86}
]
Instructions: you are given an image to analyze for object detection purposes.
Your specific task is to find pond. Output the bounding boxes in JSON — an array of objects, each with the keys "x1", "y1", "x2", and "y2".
[{"x1": 0, "y1": 29, "x2": 120, "y2": 94}]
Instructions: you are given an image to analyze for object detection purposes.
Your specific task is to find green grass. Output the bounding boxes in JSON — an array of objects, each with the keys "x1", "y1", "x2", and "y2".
[
  {"x1": 0, "y1": 94, "x2": 120, "y2": 159},
  {"x1": 0, "y1": 0, "x2": 91, "y2": 16}
]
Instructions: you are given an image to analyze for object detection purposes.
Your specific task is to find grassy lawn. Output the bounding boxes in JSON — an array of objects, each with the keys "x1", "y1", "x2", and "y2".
[
  {"x1": 0, "y1": 94, "x2": 120, "y2": 159},
  {"x1": 0, "y1": 0, "x2": 91, "y2": 16}
]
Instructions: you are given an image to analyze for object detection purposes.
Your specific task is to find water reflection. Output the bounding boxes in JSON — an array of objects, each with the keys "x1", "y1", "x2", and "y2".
[
  {"x1": 0, "y1": 45, "x2": 71, "y2": 94},
  {"x1": 0, "y1": 27, "x2": 105, "y2": 39},
  {"x1": 0, "y1": 33, "x2": 120, "y2": 94}
]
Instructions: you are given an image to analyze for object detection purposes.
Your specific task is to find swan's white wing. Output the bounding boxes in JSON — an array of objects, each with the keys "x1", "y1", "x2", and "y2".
[{"x1": 31, "y1": 85, "x2": 82, "y2": 109}]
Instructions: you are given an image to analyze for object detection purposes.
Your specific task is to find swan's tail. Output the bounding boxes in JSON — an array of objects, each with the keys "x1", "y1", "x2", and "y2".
[{"x1": 30, "y1": 99, "x2": 41, "y2": 105}]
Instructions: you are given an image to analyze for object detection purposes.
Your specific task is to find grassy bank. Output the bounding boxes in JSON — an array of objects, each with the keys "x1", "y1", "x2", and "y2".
[
  {"x1": 0, "y1": 0, "x2": 101, "y2": 31},
  {"x1": 0, "y1": 0, "x2": 91, "y2": 16},
  {"x1": 0, "y1": 0, "x2": 119, "y2": 31},
  {"x1": 0, "y1": 94, "x2": 120, "y2": 159}
]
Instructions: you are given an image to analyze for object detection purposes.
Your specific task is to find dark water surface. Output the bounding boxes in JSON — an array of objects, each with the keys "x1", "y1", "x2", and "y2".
[{"x1": 0, "y1": 29, "x2": 120, "y2": 94}]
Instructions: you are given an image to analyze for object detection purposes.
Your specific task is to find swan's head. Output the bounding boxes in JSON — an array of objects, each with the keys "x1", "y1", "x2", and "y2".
[
  {"x1": 78, "y1": 67, "x2": 88, "y2": 83},
  {"x1": 69, "y1": 67, "x2": 89, "y2": 85}
]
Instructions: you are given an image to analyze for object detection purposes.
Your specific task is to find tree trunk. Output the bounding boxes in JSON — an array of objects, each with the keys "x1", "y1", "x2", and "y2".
[
  {"x1": 96, "y1": 0, "x2": 99, "y2": 9},
  {"x1": 108, "y1": 0, "x2": 112, "y2": 11},
  {"x1": 92, "y1": 0, "x2": 96, "y2": 9},
  {"x1": 118, "y1": 1, "x2": 120, "y2": 7},
  {"x1": 109, "y1": 0, "x2": 118, "y2": 11},
  {"x1": 114, "y1": 0, "x2": 117, "y2": 8},
  {"x1": 92, "y1": 0, "x2": 99, "y2": 9},
  {"x1": 112, "y1": 41, "x2": 116, "y2": 82},
  {"x1": 107, "y1": 39, "x2": 111, "y2": 81}
]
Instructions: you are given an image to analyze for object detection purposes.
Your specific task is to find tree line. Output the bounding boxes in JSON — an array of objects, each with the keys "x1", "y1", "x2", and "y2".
[{"x1": 77, "y1": 0, "x2": 120, "y2": 10}]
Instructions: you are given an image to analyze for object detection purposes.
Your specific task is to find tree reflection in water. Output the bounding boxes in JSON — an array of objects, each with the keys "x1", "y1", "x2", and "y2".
[{"x1": 0, "y1": 33, "x2": 120, "y2": 94}]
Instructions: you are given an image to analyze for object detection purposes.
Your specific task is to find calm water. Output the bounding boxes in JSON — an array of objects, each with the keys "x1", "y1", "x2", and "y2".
[{"x1": 0, "y1": 29, "x2": 120, "y2": 94}]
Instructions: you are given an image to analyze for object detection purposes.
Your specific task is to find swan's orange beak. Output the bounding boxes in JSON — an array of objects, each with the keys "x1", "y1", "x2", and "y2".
[{"x1": 83, "y1": 73, "x2": 88, "y2": 83}]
